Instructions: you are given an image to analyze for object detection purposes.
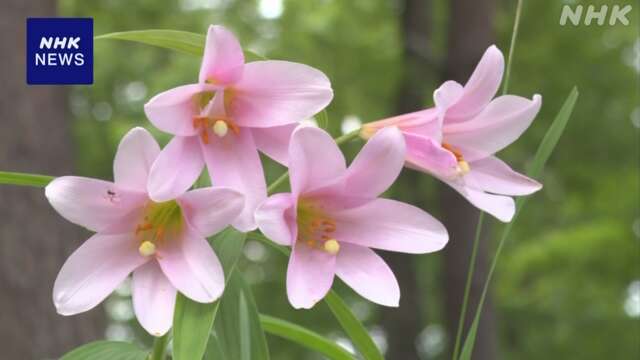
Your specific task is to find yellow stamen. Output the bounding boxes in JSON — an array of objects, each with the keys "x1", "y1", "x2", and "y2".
[
  {"x1": 457, "y1": 160, "x2": 470, "y2": 175},
  {"x1": 138, "y1": 241, "x2": 156, "y2": 257},
  {"x1": 323, "y1": 239, "x2": 340, "y2": 255},
  {"x1": 212, "y1": 120, "x2": 228, "y2": 137}
]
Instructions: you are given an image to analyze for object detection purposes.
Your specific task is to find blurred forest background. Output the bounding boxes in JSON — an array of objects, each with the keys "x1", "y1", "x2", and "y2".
[{"x1": 0, "y1": 0, "x2": 638, "y2": 359}]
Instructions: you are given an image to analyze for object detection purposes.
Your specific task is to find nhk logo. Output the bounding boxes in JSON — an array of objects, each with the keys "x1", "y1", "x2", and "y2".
[
  {"x1": 26, "y1": 18, "x2": 93, "y2": 85},
  {"x1": 36, "y1": 37, "x2": 85, "y2": 66}
]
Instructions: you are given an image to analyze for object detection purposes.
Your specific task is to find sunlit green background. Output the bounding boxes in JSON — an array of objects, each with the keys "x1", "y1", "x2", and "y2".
[{"x1": 58, "y1": 0, "x2": 639, "y2": 359}]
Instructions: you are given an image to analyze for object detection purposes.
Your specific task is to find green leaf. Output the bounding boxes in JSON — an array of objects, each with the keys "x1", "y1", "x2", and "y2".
[
  {"x1": 0, "y1": 171, "x2": 53, "y2": 187},
  {"x1": 95, "y1": 29, "x2": 265, "y2": 61},
  {"x1": 172, "y1": 227, "x2": 247, "y2": 360},
  {"x1": 324, "y1": 291, "x2": 383, "y2": 360},
  {"x1": 203, "y1": 333, "x2": 229, "y2": 360},
  {"x1": 459, "y1": 87, "x2": 578, "y2": 360},
  {"x1": 527, "y1": 87, "x2": 579, "y2": 179},
  {"x1": 60, "y1": 341, "x2": 147, "y2": 360},
  {"x1": 260, "y1": 314, "x2": 353, "y2": 360},
  {"x1": 213, "y1": 272, "x2": 270, "y2": 360},
  {"x1": 95, "y1": 30, "x2": 205, "y2": 56}
]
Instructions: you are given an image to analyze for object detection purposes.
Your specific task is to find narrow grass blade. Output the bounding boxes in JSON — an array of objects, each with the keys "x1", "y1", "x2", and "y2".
[{"x1": 260, "y1": 314, "x2": 353, "y2": 360}]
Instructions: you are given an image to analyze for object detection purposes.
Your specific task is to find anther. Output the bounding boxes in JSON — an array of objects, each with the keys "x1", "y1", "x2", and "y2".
[
  {"x1": 135, "y1": 223, "x2": 153, "y2": 235},
  {"x1": 138, "y1": 241, "x2": 156, "y2": 257},
  {"x1": 212, "y1": 120, "x2": 228, "y2": 137},
  {"x1": 323, "y1": 239, "x2": 340, "y2": 255},
  {"x1": 456, "y1": 160, "x2": 470, "y2": 175}
]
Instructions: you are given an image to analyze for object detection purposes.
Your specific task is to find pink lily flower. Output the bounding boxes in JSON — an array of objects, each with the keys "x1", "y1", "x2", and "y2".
[
  {"x1": 45, "y1": 127, "x2": 244, "y2": 336},
  {"x1": 362, "y1": 46, "x2": 542, "y2": 222},
  {"x1": 144, "y1": 25, "x2": 333, "y2": 231},
  {"x1": 255, "y1": 126, "x2": 448, "y2": 309}
]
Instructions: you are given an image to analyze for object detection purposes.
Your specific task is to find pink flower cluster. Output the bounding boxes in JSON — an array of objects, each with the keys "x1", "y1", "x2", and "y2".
[{"x1": 45, "y1": 26, "x2": 542, "y2": 335}]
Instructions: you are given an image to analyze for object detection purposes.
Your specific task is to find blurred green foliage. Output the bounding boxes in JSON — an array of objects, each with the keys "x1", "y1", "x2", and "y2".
[{"x1": 58, "y1": 0, "x2": 639, "y2": 358}]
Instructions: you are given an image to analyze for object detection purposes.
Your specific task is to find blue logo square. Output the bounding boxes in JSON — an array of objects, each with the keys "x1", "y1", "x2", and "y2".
[{"x1": 26, "y1": 18, "x2": 93, "y2": 85}]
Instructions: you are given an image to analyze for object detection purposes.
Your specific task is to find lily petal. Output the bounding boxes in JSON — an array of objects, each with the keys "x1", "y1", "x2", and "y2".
[
  {"x1": 147, "y1": 136, "x2": 204, "y2": 202},
  {"x1": 178, "y1": 187, "x2": 245, "y2": 237},
  {"x1": 288, "y1": 126, "x2": 346, "y2": 196},
  {"x1": 286, "y1": 243, "x2": 336, "y2": 309},
  {"x1": 114, "y1": 127, "x2": 161, "y2": 192},
  {"x1": 446, "y1": 180, "x2": 516, "y2": 222},
  {"x1": 342, "y1": 127, "x2": 406, "y2": 199},
  {"x1": 434, "y1": 80, "x2": 464, "y2": 112},
  {"x1": 361, "y1": 108, "x2": 439, "y2": 140},
  {"x1": 466, "y1": 156, "x2": 542, "y2": 196},
  {"x1": 45, "y1": 177, "x2": 146, "y2": 233},
  {"x1": 53, "y1": 233, "x2": 147, "y2": 315},
  {"x1": 132, "y1": 261, "x2": 177, "y2": 336},
  {"x1": 231, "y1": 60, "x2": 333, "y2": 128},
  {"x1": 252, "y1": 123, "x2": 298, "y2": 165},
  {"x1": 335, "y1": 243, "x2": 400, "y2": 307},
  {"x1": 199, "y1": 25, "x2": 245, "y2": 85},
  {"x1": 444, "y1": 94, "x2": 542, "y2": 160},
  {"x1": 446, "y1": 45, "x2": 505, "y2": 121},
  {"x1": 255, "y1": 193, "x2": 297, "y2": 246},
  {"x1": 201, "y1": 130, "x2": 265, "y2": 232},
  {"x1": 333, "y1": 198, "x2": 448, "y2": 253},
  {"x1": 157, "y1": 224, "x2": 225, "y2": 303},
  {"x1": 404, "y1": 133, "x2": 458, "y2": 177},
  {"x1": 144, "y1": 84, "x2": 217, "y2": 136}
]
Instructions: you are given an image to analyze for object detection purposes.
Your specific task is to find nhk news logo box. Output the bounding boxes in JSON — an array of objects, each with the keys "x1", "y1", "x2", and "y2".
[{"x1": 26, "y1": 18, "x2": 93, "y2": 85}]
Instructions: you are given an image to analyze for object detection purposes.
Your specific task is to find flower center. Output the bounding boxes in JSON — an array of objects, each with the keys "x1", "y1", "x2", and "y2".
[
  {"x1": 192, "y1": 90, "x2": 240, "y2": 144},
  {"x1": 442, "y1": 143, "x2": 470, "y2": 176},
  {"x1": 135, "y1": 200, "x2": 183, "y2": 257},
  {"x1": 296, "y1": 200, "x2": 341, "y2": 255}
]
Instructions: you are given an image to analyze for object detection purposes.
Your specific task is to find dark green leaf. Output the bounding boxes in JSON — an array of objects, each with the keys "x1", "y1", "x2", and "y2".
[
  {"x1": 60, "y1": 341, "x2": 147, "y2": 360},
  {"x1": 213, "y1": 272, "x2": 270, "y2": 360},
  {"x1": 459, "y1": 87, "x2": 578, "y2": 360},
  {"x1": 172, "y1": 227, "x2": 247, "y2": 360},
  {"x1": 260, "y1": 314, "x2": 353, "y2": 360}
]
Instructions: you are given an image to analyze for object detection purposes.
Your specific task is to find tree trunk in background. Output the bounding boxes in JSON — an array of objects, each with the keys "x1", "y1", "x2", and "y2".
[
  {"x1": 441, "y1": 0, "x2": 498, "y2": 359},
  {"x1": 380, "y1": 0, "x2": 435, "y2": 359},
  {"x1": 0, "y1": 1, "x2": 105, "y2": 358}
]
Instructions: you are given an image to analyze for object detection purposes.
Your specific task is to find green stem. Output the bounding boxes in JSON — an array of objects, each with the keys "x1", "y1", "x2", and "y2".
[
  {"x1": 267, "y1": 172, "x2": 290, "y2": 195},
  {"x1": 334, "y1": 128, "x2": 361, "y2": 145},
  {"x1": 501, "y1": 0, "x2": 524, "y2": 96},
  {"x1": 149, "y1": 333, "x2": 169, "y2": 360},
  {"x1": 451, "y1": 212, "x2": 484, "y2": 360},
  {"x1": 266, "y1": 128, "x2": 362, "y2": 195},
  {"x1": 0, "y1": 171, "x2": 54, "y2": 187}
]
